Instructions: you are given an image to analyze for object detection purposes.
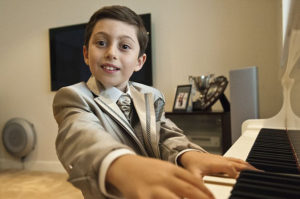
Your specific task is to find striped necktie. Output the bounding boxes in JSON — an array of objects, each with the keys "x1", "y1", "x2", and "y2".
[{"x1": 117, "y1": 94, "x2": 132, "y2": 122}]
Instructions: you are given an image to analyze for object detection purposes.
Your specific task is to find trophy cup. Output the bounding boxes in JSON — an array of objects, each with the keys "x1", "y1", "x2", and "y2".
[{"x1": 189, "y1": 74, "x2": 229, "y2": 111}]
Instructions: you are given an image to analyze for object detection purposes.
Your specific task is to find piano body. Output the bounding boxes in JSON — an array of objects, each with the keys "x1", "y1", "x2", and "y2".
[{"x1": 204, "y1": 0, "x2": 300, "y2": 198}]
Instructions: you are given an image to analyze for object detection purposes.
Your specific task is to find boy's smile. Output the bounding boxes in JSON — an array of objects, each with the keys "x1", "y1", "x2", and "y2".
[
  {"x1": 83, "y1": 19, "x2": 146, "y2": 91},
  {"x1": 101, "y1": 63, "x2": 120, "y2": 73}
]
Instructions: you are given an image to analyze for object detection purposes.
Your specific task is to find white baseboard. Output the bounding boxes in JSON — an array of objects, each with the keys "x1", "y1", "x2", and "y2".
[
  {"x1": 0, "y1": 158, "x2": 23, "y2": 170},
  {"x1": 0, "y1": 158, "x2": 66, "y2": 173}
]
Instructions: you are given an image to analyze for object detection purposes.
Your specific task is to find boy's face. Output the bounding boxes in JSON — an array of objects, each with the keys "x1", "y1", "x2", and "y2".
[{"x1": 83, "y1": 18, "x2": 146, "y2": 91}]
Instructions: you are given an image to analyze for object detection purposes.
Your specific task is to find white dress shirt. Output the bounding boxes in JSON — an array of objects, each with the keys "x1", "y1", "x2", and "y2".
[{"x1": 98, "y1": 84, "x2": 200, "y2": 198}]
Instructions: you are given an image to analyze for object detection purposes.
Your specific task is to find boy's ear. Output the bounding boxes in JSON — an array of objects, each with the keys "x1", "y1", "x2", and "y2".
[
  {"x1": 83, "y1": 45, "x2": 89, "y2": 65},
  {"x1": 134, "y1": 53, "x2": 147, "y2": 72}
]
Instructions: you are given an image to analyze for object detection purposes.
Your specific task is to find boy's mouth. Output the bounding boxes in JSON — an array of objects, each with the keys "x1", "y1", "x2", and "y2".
[{"x1": 101, "y1": 64, "x2": 120, "y2": 72}]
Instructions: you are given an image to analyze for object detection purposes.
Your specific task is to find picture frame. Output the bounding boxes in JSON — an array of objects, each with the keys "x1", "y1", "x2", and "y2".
[{"x1": 172, "y1": 84, "x2": 192, "y2": 112}]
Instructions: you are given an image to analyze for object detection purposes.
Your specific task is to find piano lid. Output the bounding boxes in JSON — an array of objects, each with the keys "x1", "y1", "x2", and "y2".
[
  {"x1": 280, "y1": 0, "x2": 300, "y2": 129},
  {"x1": 242, "y1": 0, "x2": 300, "y2": 132},
  {"x1": 204, "y1": 3, "x2": 300, "y2": 198}
]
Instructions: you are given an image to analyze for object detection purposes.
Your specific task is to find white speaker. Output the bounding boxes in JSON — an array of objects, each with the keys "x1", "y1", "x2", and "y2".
[
  {"x1": 2, "y1": 118, "x2": 36, "y2": 159},
  {"x1": 229, "y1": 66, "x2": 259, "y2": 144}
]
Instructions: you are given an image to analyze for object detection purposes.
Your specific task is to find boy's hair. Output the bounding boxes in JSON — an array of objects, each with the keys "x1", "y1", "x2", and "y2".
[{"x1": 84, "y1": 5, "x2": 149, "y2": 57}]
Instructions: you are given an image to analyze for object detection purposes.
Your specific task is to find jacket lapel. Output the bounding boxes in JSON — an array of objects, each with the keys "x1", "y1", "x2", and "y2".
[
  {"x1": 86, "y1": 76, "x2": 147, "y2": 155},
  {"x1": 96, "y1": 95, "x2": 131, "y2": 130},
  {"x1": 130, "y1": 85, "x2": 160, "y2": 158}
]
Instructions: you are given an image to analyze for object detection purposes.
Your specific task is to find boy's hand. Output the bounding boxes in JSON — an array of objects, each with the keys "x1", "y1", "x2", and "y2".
[
  {"x1": 106, "y1": 154, "x2": 214, "y2": 199},
  {"x1": 179, "y1": 151, "x2": 257, "y2": 179}
]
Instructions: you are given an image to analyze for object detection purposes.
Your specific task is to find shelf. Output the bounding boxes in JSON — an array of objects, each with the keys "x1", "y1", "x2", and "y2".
[{"x1": 165, "y1": 111, "x2": 231, "y2": 154}]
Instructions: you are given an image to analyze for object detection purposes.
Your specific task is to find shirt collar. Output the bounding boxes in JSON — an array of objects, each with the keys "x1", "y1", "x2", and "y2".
[{"x1": 99, "y1": 83, "x2": 131, "y2": 103}]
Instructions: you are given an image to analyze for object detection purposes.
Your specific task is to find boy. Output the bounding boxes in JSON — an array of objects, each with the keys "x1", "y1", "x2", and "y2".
[{"x1": 53, "y1": 5, "x2": 254, "y2": 199}]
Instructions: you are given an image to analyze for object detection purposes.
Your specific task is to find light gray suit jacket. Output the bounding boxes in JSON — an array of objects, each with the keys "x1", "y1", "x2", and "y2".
[{"x1": 53, "y1": 76, "x2": 205, "y2": 199}]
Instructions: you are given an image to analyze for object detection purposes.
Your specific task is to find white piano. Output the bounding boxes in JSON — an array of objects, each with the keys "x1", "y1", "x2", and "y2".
[{"x1": 204, "y1": 0, "x2": 300, "y2": 198}]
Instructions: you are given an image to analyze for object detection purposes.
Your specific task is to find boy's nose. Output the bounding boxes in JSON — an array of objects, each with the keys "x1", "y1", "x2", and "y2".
[{"x1": 105, "y1": 45, "x2": 117, "y2": 60}]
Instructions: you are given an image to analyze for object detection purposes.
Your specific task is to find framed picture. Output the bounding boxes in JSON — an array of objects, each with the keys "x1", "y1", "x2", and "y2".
[{"x1": 172, "y1": 85, "x2": 192, "y2": 112}]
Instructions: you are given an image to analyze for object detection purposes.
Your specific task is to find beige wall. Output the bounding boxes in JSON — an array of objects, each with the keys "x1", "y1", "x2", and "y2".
[{"x1": 0, "y1": 0, "x2": 283, "y2": 171}]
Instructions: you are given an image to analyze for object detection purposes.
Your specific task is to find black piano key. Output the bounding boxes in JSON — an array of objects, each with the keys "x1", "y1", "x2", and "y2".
[
  {"x1": 229, "y1": 128, "x2": 300, "y2": 199},
  {"x1": 239, "y1": 170, "x2": 300, "y2": 184},
  {"x1": 248, "y1": 161, "x2": 299, "y2": 174},
  {"x1": 287, "y1": 130, "x2": 300, "y2": 164},
  {"x1": 255, "y1": 137, "x2": 289, "y2": 143},
  {"x1": 248, "y1": 150, "x2": 295, "y2": 160},
  {"x1": 248, "y1": 154, "x2": 294, "y2": 162},
  {"x1": 252, "y1": 143, "x2": 291, "y2": 150},
  {"x1": 259, "y1": 128, "x2": 286, "y2": 134},
  {"x1": 230, "y1": 191, "x2": 283, "y2": 199},
  {"x1": 245, "y1": 128, "x2": 300, "y2": 174},
  {"x1": 247, "y1": 157, "x2": 297, "y2": 166},
  {"x1": 247, "y1": 158, "x2": 299, "y2": 173},
  {"x1": 229, "y1": 170, "x2": 300, "y2": 199},
  {"x1": 230, "y1": 182, "x2": 300, "y2": 199}
]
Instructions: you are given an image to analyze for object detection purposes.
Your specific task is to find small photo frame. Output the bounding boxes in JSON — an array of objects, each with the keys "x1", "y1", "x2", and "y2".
[{"x1": 172, "y1": 84, "x2": 192, "y2": 112}]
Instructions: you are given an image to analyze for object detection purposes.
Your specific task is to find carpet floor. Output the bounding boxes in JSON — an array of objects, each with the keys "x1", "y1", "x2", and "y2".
[{"x1": 0, "y1": 169, "x2": 83, "y2": 199}]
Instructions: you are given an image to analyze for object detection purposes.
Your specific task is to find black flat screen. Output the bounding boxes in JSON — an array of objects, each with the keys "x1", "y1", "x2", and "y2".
[{"x1": 49, "y1": 14, "x2": 152, "y2": 91}]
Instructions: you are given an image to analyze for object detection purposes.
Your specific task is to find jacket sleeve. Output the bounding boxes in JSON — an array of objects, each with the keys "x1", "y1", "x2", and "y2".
[
  {"x1": 53, "y1": 85, "x2": 133, "y2": 199},
  {"x1": 154, "y1": 93, "x2": 206, "y2": 164}
]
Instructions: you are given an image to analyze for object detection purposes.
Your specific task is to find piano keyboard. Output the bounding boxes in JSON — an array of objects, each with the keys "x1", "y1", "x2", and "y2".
[
  {"x1": 246, "y1": 128, "x2": 300, "y2": 174},
  {"x1": 229, "y1": 128, "x2": 300, "y2": 199},
  {"x1": 229, "y1": 170, "x2": 300, "y2": 199}
]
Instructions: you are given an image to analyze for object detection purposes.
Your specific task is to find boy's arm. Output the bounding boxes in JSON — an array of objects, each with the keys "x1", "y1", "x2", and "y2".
[
  {"x1": 53, "y1": 86, "x2": 135, "y2": 198},
  {"x1": 98, "y1": 148, "x2": 135, "y2": 198},
  {"x1": 106, "y1": 154, "x2": 215, "y2": 199},
  {"x1": 154, "y1": 96, "x2": 256, "y2": 179},
  {"x1": 152, "y1": 92, "x2": 207, "y2": 163},
  {"x1": 158, "y1": 112, "x2": 207, "y2": 162},
  {"x1": 178, "y1": 150, "x2": 256, "y2": 178}
]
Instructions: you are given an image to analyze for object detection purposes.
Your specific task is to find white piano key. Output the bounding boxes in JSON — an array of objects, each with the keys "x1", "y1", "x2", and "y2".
[
  {"x1": 223, "y1": 130, "x2": 259, "y2": 160},
  {"x1": 204, "y1": 130, "x2": 259, "y2": 198},
  {"x1": 205, "y1": 183, "x2": 233, "y2": 199}
]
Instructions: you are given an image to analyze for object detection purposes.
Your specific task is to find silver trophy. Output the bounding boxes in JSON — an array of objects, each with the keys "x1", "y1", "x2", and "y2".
[{"x1": 189, "y1": 74, "x2": 229, "y2": 111}]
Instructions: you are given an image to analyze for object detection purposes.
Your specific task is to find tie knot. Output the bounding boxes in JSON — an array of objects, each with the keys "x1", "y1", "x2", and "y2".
[
  {"x1": 117, "y1": 94, "x2": 132, "y2": 121},
  {"x1": 118, "y1": 94, "x2": 131, "y2": 106}
]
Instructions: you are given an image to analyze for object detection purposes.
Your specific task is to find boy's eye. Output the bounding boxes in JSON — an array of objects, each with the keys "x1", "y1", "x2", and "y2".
[
  {"x1": 97, "y1": 40, "x2": 106, "y2": 46},
  {"x1": 121, "y1": 44, "x2": 131, "y2": 50}
]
